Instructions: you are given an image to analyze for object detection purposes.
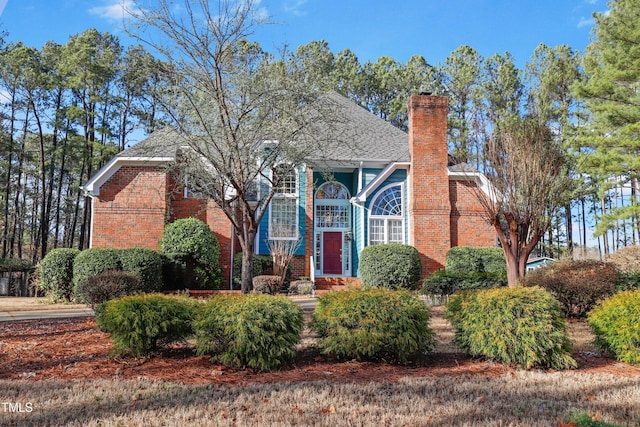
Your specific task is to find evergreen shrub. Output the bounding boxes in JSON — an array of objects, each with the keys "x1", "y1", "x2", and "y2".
[
  {"x1": 118, "y1": 247, "x2": 164, "y2": 293},
  {"x1": 588, "y1": 290, "x2": 640, "y2": 365},
  {"x1": 159, "y1": 218, "x2": 222, "y2": 289},
  {"x1": 72, "y1": 248, "x2": 121, "y2": 300},
  {"x1": 616, "y1": 272, "x2": 640, "y2": 292},
  {"x1": 310, "y1": 288, "x2": 434, "y2": 363},
  {"x1": 445, "y1": 286, "x2": 576, "y2": 369},
  {"x1": 252, "y1": 275, "x2": 281, "y2": 295},
  {"x1": 359, "y1": 244, "x2": 422, "y2": 290},
  {"x1": 288, "y1": 279, "x2": 314, "y2": 295},
  {"x1": 78, "y1": 270, "x2": 141, "y2": 308},
  {"x1": 445, "y1": 246, "x2": 506, "y2": 273},
  {"x1": 524, "y1": 260, "x2": 618, "y2": 318},
  {"x1": 194, "y1": 294, "x2": 303, "y2": 371},
  {"x1": 232, "y1": 253, "x2": 292, "y2": 289},
  {"x1": 96, "y1": 293, "x2": 196, "y2": 357},
  {"x1": 422, "y1": 270, "x2": 506, "y2": 296},
  {"x1": 39, "y1": 248, "x2": 80, "y2": 302}
]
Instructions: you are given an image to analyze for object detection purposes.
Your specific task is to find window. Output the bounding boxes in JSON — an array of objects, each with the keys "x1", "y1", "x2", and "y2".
[
  {"x1": 369, "y1": 184, "x2": 404, "y2": 245},
  {"x1": 269, "y1": 164, "x2": 298, "y2": 239},
  {"x1": 314, "y1": 182, "x2": 350, "y2": 229}
]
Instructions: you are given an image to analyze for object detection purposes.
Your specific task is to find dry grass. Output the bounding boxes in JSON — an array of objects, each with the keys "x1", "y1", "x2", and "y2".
[
  {"x1": 0, "y1": 297, "x2": 88, "y2": 311},
  {"x1": 1, "y1": 372, "x2": 639, "y2": 426}
]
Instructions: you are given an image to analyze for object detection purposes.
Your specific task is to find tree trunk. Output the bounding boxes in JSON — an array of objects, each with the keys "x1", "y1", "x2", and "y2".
[{"x1": 240, "y1": 248, "x2": 253, "y2": 294}]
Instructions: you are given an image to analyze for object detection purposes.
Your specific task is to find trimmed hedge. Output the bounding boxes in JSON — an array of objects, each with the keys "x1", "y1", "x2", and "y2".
[
  {"x1": 422, "y1": 270, "x2": 507, "y2": 296},
  {"x1": 118, "y1": 247, "x2": 164, "y2": 293},
  {"x1": 194, "y1": 294, "x2": 303, "y2": 371},
  {"x1": 96, "y1": 294, "x2": 196, "y2": 357},
  {"x1": 288, "y1": 279, "x2": 314, "y2": 296},
  {"x1": 445, "y1": 287, "x2": 576, "y2": 369},
  {"x1": 445, "y1": 246, "x2": 506, "y2": 274},
  {"x1": 310, "y1": 288, "x2": 434, "y2": 363},
  {"x1": 79, "y1": 270, "x2": 142, "y2": 308},
  {"x1": 72, "y1": 248, "x2": 122, "y2": 300},
  {"x1": 252, "y1": 275, "x2": 281, "y2": 295},
  {"x1": 39, "y1": 248, "x2": 80, "y2": 302},
  {"x1": 524, "y1": 260, "x2": 618, "y2": 318},
  {"x1": 159, "y1": 218, "x2": 222, "y2": 289},
  {"x1": 588, "y1": 290, "x2": 640, "y2": 365},
  {"x1": 232, "y1": 253, "x2": 292, "y2": 289},
  {"x1": 359, "y1": 244, "x2": 422, "y2": 290}
]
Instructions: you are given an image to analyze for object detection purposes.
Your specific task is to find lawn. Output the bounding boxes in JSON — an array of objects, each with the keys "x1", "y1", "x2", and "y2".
[{"x1": 0, "y1": 305, "x2": 639, "y2": 426}]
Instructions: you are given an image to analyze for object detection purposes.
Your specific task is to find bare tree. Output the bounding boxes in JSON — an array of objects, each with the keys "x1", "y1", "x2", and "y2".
[
  {"x1": 127, "y1": 0, "x2": 344, "y2": 292},
  {"x1": 267, "y1": 223, "x2": 302, "y2": 287},
  {"x1": 473, "y1": 116, "x2": 573, "y2": 286}
]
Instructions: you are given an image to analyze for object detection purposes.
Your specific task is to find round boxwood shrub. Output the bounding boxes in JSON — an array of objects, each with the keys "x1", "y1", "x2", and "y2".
[
  {"x1": 252, "y1": 275, "x2": 281, "y2": 295},
  {"x1": 118, "y1": 247, "x2": 164, "y2": 293},
  {"x1": 422, "y1": 270, "x2": 507, "y2": 296},
  {"x1": 310, "y1": 288, "x2": 434, "y2": 363},
  {"x1": 446, "y1": 246, "x2": 506, "y2": 274},
  {"x1": 39, "y1": 248, "x2": 80, "y2": 302},
  {"x1": 524, "y1": 260, "x2": 618, "y2": 318},
  {"x1": 96, "y1": 293, "x2": 196, "y2": 358},
  {"x1": 445, "y1": 286, "x2": 576, "y2": 369},
  {"x1": 194, "y1": 294, "x2": 303, "y2": 371},
  {"x1": 72, "y1": 248, "x2": 122, "y2": 301},
  {"x1": 359, "y1": 244, "x2": 422, "y2": 290},
  {"x1": 159, "y1": 218, "x2": 222, "y2": 289},
  {"x1": 588, "y1": 290, "x2": 640, "y2": 365},
  {"x1": 78, "y1": 270, "x2": 142, "y2": 308}
]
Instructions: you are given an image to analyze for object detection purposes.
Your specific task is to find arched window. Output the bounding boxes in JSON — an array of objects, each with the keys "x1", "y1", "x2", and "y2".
[
  {"x1": 269, "y1": 164, "x2": 298, "y2": 239},
  {"x1": 315, "y1": 182, "x2": 350, "y2": 229},
  {"x1": 369, "y1": 183, "x2": 404, "y2": 245}
]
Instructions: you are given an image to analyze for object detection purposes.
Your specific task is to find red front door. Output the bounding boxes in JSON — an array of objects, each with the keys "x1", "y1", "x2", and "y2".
[{"x1": 323, "y1": 232, "x2": 342, "y2": 275}]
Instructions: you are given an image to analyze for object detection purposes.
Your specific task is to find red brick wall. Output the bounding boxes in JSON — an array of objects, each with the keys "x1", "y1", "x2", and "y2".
[
  {"x1": 408, "y1": 95, "x2": 451, "y2": 276},
  {"x1": 92, "y1": 166, "x2": 168, "y2": 249},
  {"x1": 449, "y1": 180, "x2": 496, "y2": 247}
]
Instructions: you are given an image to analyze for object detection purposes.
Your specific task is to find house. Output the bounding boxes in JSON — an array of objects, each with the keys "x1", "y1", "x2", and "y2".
[
  {"x1": 83, "y1": 93, "x2": 496, "y2": 288},
  {"x1": 526, "y1": 257, "x2": 556, "y2": 271}
]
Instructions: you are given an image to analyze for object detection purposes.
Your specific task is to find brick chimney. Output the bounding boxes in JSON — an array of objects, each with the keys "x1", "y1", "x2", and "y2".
[{"x1": 408, "y1": 94, "x2": 451, "y2": 276}]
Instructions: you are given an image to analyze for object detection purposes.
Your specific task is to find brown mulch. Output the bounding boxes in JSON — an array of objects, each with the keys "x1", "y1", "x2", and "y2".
[{"x1": 0, "y1": 311, "x2": 638, "y2": 385}]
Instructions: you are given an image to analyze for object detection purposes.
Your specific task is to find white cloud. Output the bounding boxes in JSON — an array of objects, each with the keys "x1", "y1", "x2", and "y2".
[
  {"x1": 283, "y1": 0, "x2": 308, "y2": 17},
  {"x1": 89, "y1": 0, "x2": 141, "y2": 21},
  {"x1": 0, "y1": 0, "x2": 7, "y2": 18},
  {"x1": 577, "y1": 15, "x2": 594, "y2": 28}
]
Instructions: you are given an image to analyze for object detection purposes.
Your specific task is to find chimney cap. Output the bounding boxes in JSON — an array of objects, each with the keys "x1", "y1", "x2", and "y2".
[{"x1": 418, "y1": 84, "x2": 433, "y2": 96}]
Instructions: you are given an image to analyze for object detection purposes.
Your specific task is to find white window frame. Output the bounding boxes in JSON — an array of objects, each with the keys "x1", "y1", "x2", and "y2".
[
  {"x1": 268, "y1": 164, "x2": 299, "y2": 240},
  {"x1": 368, "y1": 183, "x2": 405, "y2": 245}
]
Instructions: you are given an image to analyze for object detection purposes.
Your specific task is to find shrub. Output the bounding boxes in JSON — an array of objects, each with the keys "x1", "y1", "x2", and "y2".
[
  {"x1": 445, "y1": 246, "x2": 506, "y2": 274},
  {"x1": 422, "y1": 270, "x2": 507, "y2": 296},
  {"x1": 617, "y1": 272, "x2": 640, "y2": 292},
  {"x1": 194, "y1": 294, "x2": 303, "y2": 371},
  {"x1": 524, "y1": 260, "x2": 618, "y2": 318},
  {"x1": 588, "y1": 290, "x2": 640, "y2": 365},
  {"x1": 77, "y1": 270, "x2": 141, "y2": 308},
  {"x1": 310, "y1": 288, "x2": 434, "y2": 363},
  {"x1": 607, "y1": 245, "x2": 640, "y2": 273},
  {"x1": 39, "y1": 248, "x2": 80, "y2": 302},
  {"x1": 96, "y1": 293, "x2": 196, "y2": 357},
  {"x1": 252, "y1": 275, "x2": 281, "y2": 295},
  {"x1": 159, "y1": 218, "x2": 222, "y2": 289},
  {"x1": 72, "y1": 248, "x2": 122, "y2": 300},
  {"x1": 118, "y1": 247, "x2": 164, "y2": 293},
  {"x1": 445, "y1": 287, "x2": 576, "y2": 369},
  {"x1": 232, "y1": 253, "x2": 292, "y2": 289},
  {"x1": 359, "y1": 244, "x2": 422, "y2": 290},
  {"x1": 288, "y1": 279, "x2": 314, "y2": 296}
]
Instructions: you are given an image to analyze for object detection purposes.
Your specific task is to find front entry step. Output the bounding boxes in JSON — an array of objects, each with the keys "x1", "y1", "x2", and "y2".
[{"x1": 314, "y1": 277, "x2": 361, "y2": 293}]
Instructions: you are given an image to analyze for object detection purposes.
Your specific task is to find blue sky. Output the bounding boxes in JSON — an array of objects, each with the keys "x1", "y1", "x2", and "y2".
[{"x1": 0, "y1": 0, "x2": 604, "y2": 67}]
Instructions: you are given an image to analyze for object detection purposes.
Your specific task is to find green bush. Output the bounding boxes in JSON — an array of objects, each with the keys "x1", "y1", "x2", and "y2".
[
  {"x1": 588, "y1": 290, "x2": 640, "y2": 365},
  {"x1": 194, "y1": 294, "x2": 303, "y2": 371},
  {"x1": 232, "y1": 253, "x2": 292, "y2": 289},
  {"x1": 72, "y1": 248, "x2": 122, "y2": 300},
  {"x1": 310, "y1": 288, "x2": 434, "y2": 363},
  {"x1": 118, "y1": 247, "x2": 164, "y2": 293},
  {"x1": 96, "y1": 294, "x2": 196, "y2": 357},
  {"x1": 359, "y1": 244, "x2": 422, "y2": 290},
  {"x1": 617, "y1": 272, "x2": 640, "y2": 292},
  {"x1": 524, "y1": 260, "x2": 618, "y2": 318},
  {"x1": 39, "y1": 248, "x2": 80, "y2": 301},
  {"x1": 159, "y1": 218, "x2": 222, "y2": 289},
  {"x1": 445, "y1": 286, "x2": 576, "y2": 369},
  {"x1": 78, "y1": 270, "x2": 141, "y2": 308},
  {"x1": 422, "y1": 270, "x2": 507, "y2": 296},
  {"x1": 252, "y1": 275, "x2": 281, "y2": 295},
  {"x1": 288, "y1": 279, "x2": 314, "y2": 296},
  {"x1": 445, "y1": 246, "x2": 506, "y2": 273}
]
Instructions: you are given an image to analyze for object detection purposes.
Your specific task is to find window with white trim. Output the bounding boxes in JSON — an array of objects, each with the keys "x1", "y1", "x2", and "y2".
[
  {"x1": 368, "y1": 183, "x2": 404, "y2": 245},
  {"x1": 269, "y1": 164, "x2": 298, "y2": 239}
]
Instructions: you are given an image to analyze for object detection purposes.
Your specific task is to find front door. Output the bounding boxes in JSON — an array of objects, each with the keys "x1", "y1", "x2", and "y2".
[{"x1": 323, "y1": 232, "x2": 342, "y2": 275}]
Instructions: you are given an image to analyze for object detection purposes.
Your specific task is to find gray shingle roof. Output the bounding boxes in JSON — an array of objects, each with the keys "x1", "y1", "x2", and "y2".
[{"x1": 118, "y1": 92, "x2": 410, "y2": 164}]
